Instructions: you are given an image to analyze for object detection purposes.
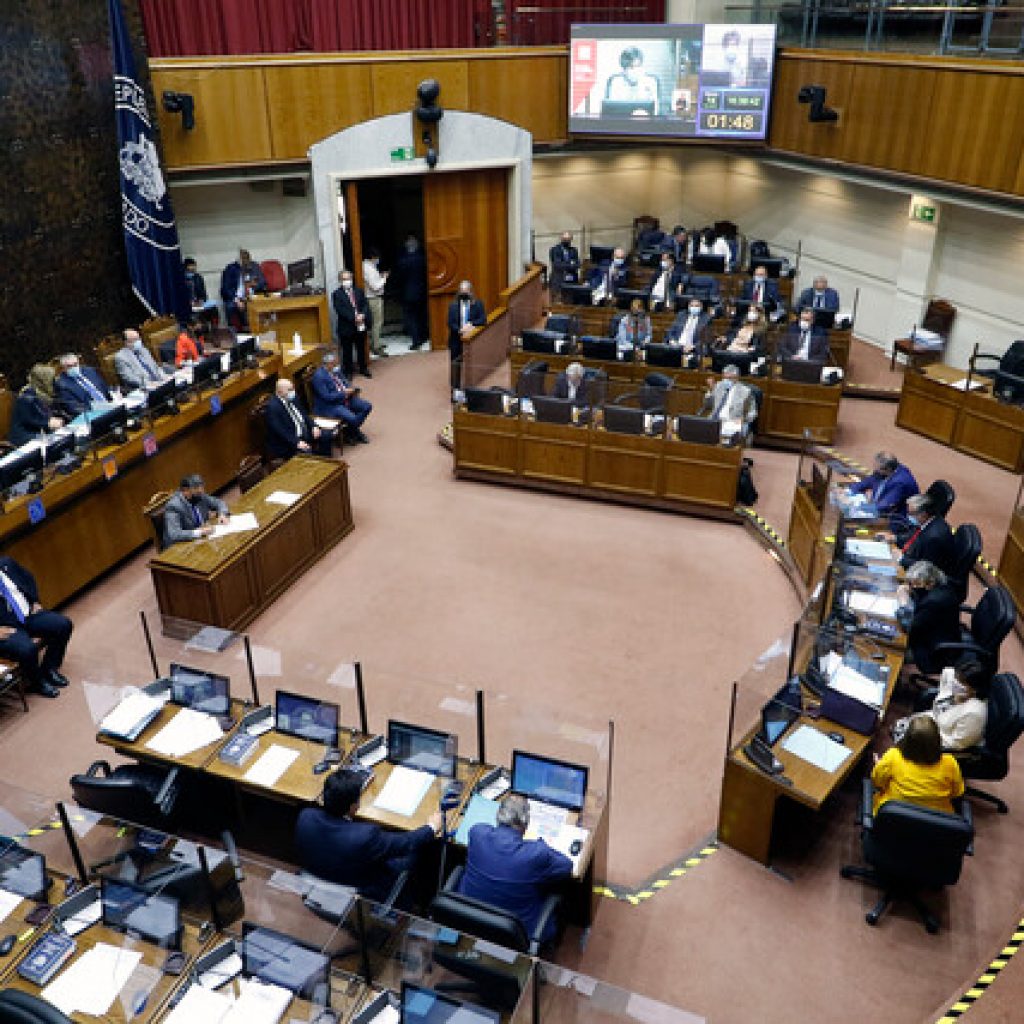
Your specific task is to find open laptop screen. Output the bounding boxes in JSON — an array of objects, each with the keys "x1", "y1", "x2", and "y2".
[
  {"x1": 275, "y1": 691, "x2": 340, "y2": 746},
  {"x1": 169, "y1": 663, "x2": 230, "y2": 715},
  {"x1": 511, "y1": 750, "x2": 589, "y2": 812},
  {"x1": 387, "y1": 720, "x2": 456, "y2": 778}
]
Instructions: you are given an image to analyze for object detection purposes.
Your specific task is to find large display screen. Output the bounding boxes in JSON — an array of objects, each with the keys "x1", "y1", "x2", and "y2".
[{"x1": 569, "y1": 23, "x2": 777, "y2": 140}]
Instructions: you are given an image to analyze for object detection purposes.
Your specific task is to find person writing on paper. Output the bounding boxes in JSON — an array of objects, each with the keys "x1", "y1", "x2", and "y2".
[
  {"x1": 163, "y1": 474, "x2": 229, "y2": 546},
  {"x1": 896, "y1": 561, "x2": 961, "y2": 675},
  {"x1": 460, "y1": 793, "x2": 572, "y2": 941},
  {"x1": 846, "y1": 452, "x2": 919, "y2": 518},
  {"x1": 295, "y1": 769, "x2": 440, "y2": 904},
  {"x1": 699, "y1": 364, "x2": 755, "y2": 438},
  {"x1": 900, "y1": 492, "x2": 956, "y2": 575},
  {"x1": 871, "y1": 715, "x2": 964, "y2": 815},
  {"x1": 892, "y1": 660, "x2": 990, "y2": 752}
]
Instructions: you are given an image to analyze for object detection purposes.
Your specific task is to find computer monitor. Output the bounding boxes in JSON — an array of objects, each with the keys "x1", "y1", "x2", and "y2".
[
  {"x1": 580, "y1": 336, "x2": 618, "y2": 361},
  {"x1": 241, "y1": 923, "x2": 331, "y2": 1002},
  {"x1": 645, "y1": 343, "x2": 683, "y2": 369},
  {"x1": 692, "y1": 254, "x2": 725, "y2": 273},
  {"x1": 544, "y1": 314, "x2": 577, "y2": 336},
  {"x1": 101, "y1": 876, "x2": 182, "y2": 949},
  {"x1": 229, "y1": 334, "x2": 258, "y2": 368},
  {"x1": 589, "y1": 245, "x2": 615, "y2": 265},
  {"x1": 42, "y1": 432, "x2": 76, "y2": 466},
  {"x1": 192, "y1": 353, "x2": 224, "y2": 391},
  {"x1": 287, "y1": 257, "x2": 315, "y2": 287},
  {"x1": 274, "y1": 691, "x2": 340, "y2": 747},
  {"x1": 169, "y1": 663, "x2": 231, "y2": 715},
  {"x1": 387, "y1": 720, "x2": 456, "y2": 777},
  {"x1": 812, "y1": 308, "x2": 836, "y2": 330},
  {"x1": 511, "y1": 750, "x2": 589, "y2": 812},
  {"x1": 759, "y1": 680, "x2": 803, "y2": 746},
  {"x1": 602, "y1": 404, "x2": 648, "y2": 436},
  {"x1": 520, "y1": 329, "x2": 562, "y2": 354},
  {"x1": 89, "y1": 404, "x2": 129, "y2": 446},
  {"x1": 676, "y1": 414, "x2": 721, "y2": 445},
  {"x1": 780, "y1": 358, "x2": 824, "y2": 384},
  {"x1": 0, "y1": 448, "x2": 43, "y2": 494},
  {"x1": 755, "y1": 257, "x2": 784, "y2": 279},
  {"x1": 145, "y1": 377, "x2": 178, "y2": 417},
  {"x1": 561, "y1": 283, "x2": 594, "y2": 306},
  {"x1": 400, "y1": 982, "x2": 500, "y2": 1024},
  {"x1": 465, "y1": 388, "x2": 507, "y2": 416},
  {"x1": 532, "y1": 396, "x2": 574, "y2": 425},
  {"x1": 0, "y1": 842, "x2": 48, "y2": 901},
  {"x1": 615, "y1": 288, "x2": 649, "y2": 311}
]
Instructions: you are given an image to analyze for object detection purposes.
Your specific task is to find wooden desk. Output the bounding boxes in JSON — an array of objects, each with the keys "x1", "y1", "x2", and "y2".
[
  {"x1": 897, "y1": 364, "x2": 1024, "y2": 472},
  {"x1": 0, "y1": 361, "x2": 281, "y2": 608},
  {"x1": 998, "y1": 506, "x2": 1024, "y2": 623},
  {"x1": 149, "y1": 456, "x2": 353, "y2": 631},
  {"x1": 248, "y1": 294, "x2": 332, "y2": 349},
  {"x1": 356, "y1": 758, "x2": 480, "y2": 833}
]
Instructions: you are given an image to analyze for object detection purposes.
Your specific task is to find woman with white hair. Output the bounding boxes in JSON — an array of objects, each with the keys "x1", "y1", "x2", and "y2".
[{"x1": 896, "y1": 561, "x2": 962, "y2": 674}]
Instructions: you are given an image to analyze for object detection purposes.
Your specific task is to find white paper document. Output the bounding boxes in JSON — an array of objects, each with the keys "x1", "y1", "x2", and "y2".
[
  {"x1": 244, "y1": 744, "x2": 300, "y2": 787},
  {"x1": 948, "y1": 377, "x2": 984, "y2": 391},
  {"x1": 198, "y1": 952, "x2": 243, "y2": 989},
  {"x1": 210, "y1": 512, "x2": 259, "y2": 538},
  {"x1": 164, "y1": 984, "x2": 233, "y2": 1024},
  {"x1": 42, "y1": 943, "x2": 142, "y2": 1017},
  {"x1": 782, "y1": 725, "x2": 852, "y2": 773},
  {"x1": 846, "y1": 591, "x2": 899, "y2": 619},
  {"x1": 830, "y1": 665, "x2": 885, "y2": 709},
  {"x1": 146, "y1": 708, "x2": 224, "y2": 757},
  {"x1": 264, "y1": 491, "x2": 302, "y2": 506},
  {"x1": 0, "y1": 888, "x2": 23, "y2": 921},
  {"x1": 373, "y1": 765, "x2": 434, "y2": 816},
  {"x1": 221, "y1": 978, "x2": 293, "y2": 1024},
  {"x1": 845, "y1": 538, "x2": 891, "y2": 560},
  {"x1": 99, "y1": 690, "x2": 166, "y2": 738},
  {"x1": 525, "y1": 800, "x2": 570, "y2": 842}
]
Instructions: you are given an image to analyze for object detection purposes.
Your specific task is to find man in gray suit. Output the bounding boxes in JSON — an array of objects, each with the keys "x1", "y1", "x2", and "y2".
[
  {"x1": 113, "y1": 329, "x2": 168, "y2": 391},
  {"x1": 699, "y1": 364, "x2": 755, "y2": 439},
  {"x1": 163, "y1": 474, "x2": 229, "y2": 547}
]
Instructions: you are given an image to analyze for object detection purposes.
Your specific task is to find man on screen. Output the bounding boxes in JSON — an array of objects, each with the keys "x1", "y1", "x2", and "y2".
[{"x1": 604, "y1": 46, "x2": 659, "y2": 114}]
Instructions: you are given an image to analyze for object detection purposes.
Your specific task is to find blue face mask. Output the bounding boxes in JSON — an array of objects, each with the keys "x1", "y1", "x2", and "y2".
[{"x1": 612, "y1": 258, "x2": 624, "y2": 267}]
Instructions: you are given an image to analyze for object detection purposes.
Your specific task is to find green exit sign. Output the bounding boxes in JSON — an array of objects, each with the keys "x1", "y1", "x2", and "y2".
[
  {"x1": 912, "y1": 203, "x2": 936, "y2": 223},
  {"x1": 390, "y1": 146, "x2": 414, "y2": 162}
]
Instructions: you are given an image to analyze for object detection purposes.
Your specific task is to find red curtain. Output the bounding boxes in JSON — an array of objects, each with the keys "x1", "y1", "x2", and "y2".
[
  {"x1": 138, "y1": 0, "x2": 479, "y2": 57},
  {"x1": 507, "y1": 0, "x2": 666, "y2": 46}
]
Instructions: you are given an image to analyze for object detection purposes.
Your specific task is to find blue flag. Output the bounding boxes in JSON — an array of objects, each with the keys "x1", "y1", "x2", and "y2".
[{"x1": 109, "y1": 0, "x2": 187, "y2": 320}]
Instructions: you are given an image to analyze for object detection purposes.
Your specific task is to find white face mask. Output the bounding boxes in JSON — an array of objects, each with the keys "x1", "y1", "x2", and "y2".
[
  {"x1": 689, "y1": 306, "x2": 701, "y2": 317},
  {"x1": 285, "y1": 390, "x2": 296, "y2": 402},
  {"x1": 342, "y1": 279, "x2": 353, "y2": 289},
  {"x1": 801, "y1": 320, "x2": 813, "y2": 331},
  {"x1": 661, "y1": 262, "x2": 671, "y2": 271},
  {"x1": 754, "y1": 275, "x2": 766, "y2": 286},
  {"x1": 747, "y1": 312, "x2": 759, "y2": 322},
  {"x1": 612, "y1": 257, "x2": 624, "y2": 267}
]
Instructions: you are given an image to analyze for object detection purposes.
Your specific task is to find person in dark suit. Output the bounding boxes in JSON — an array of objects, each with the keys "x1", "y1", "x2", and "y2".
[
  {"x1": 740, "y1": 266, "x2": 782, "y2": 314},
  {"x1": 847, "y1": 452, "x2": 919, "y2": 517},
  {"x1": 163, "y1": 474, "x2": 229, "y2": 547},
  {"x1": 900, "y1": 492, "x2": 956, "y2": 574},
  {"x1": 661, "y1": 225, "x2": 690, "y2": 265},
  {"x1": 459, "y1": 793, "x2": 572, "y2": 941},
  {"x1": 295, "y1": 769, "x2": 440, "y2": 904},
  {"x1": 264, "y1": 379, "x2": 333, "y2": 461},
  {"x1": 8, "y1": 365, "x2": 65, "y2": 447},
  {"x1": 332, "y1": 269, "x2": 372, "y2": 379},
  {"x1": 53, "y1": 353, "x2": 112, "y2": 418},
  {"x1": 647, "y1": 253, "x2": 686, "y2": 312},
  {"x1": 777, "y1": 309, "x2": 830, "y2": 362},
  {"x1": 183, "y1": 257, "x2": 208, "y2": 304},
  {"x1": 447, "y1": 281, "x2": 486, "y2": 389},
  {"x1": 310, "y1": 351, "x2": 372, "y2": 444},
  {"x1": 551, "y1": 362, "x2": 589, "y2": 405},
  {"x1": 896, "y1": 561, "x2": 962, "y2": 675},
  {"x1": 665, "y1": 300, "x2": 712, "y2": 356},
  {"x1": 797, "y1": 275, "x2": 840, "y2": 313},
  {"x1": 393, "y1": 235, "x2": 429, "y2": 350},
  {"x1": 548, "y1": 232, "x2": 580, "y2": 300},
  {"x1": 0, "y1": 556, "x2": 73, "y2": 698},
  {"x1": 219, "y1": 249, "x2": 266, "y2": 330}
]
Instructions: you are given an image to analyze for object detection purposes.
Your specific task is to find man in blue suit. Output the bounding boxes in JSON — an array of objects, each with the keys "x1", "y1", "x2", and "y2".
[
  {"x1": 847, "y1": 451, "x2": 919, "y2": 517},
  {"x1": 797, "y1": 275, "x2": 840, "y2": 314},
  {"x1": 740, "y1": 265, "x2": 782, "y2": 314},
  {"x1": 54, "y1": 354, "x2": 112, "y2": 418},
  {"x1": 295, "y1": 769, "x2": 439, "y2": 904},
  {"x1": 310, "y1": 352, "x2": 373, "y2": 445},
  {"x1": 447, "y1": 280, "x2": 486, "y2": 389},
  {"x1": 219, "y1": 249, "x2": 266, "y2": 329},
  {"x1": 460, "y1": 793, "x2": 572, "y2": 942}
]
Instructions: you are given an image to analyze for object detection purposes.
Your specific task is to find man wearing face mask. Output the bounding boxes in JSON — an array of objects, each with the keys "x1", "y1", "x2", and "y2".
[
  {"x1": 361, "y1": 248, "x2": 389, "y2": 360},
  {"x1": 700, "y1": 364, "x2": 755, "y2": 439},
  {"x1": 264, "y1": 378, "x2": 334, "y2": 461},
  {"x1": 332, "y1": 269, "x2": 372, "y2": 379},
  {"x1": 740, "y1": 266, "x2": 781, "y2": 315},
  {"x1": 591, "y1": 247, "x2": 629, "y2": 303},
  {"x1": 846, "y1": 451, "x2": 919, "y2": 517},
  {"x1": 447, "y1": 280, "x2": 486, "y2": 389},
  {"x1": 163, "y1": 474, "x2": 229, "y2": 547},
  {"x1": 648, "y1": 253, "x2": 685, "y2": 312},
  {"x1": 666, "y1": 300, "x2": 712, "y2": 357},
  {"x1": 393, "y1": 235, "x2": 429, "y2": 350},
  {"x1": 548, "y1": 232, "x2": 580, "y2": 301},
  {"x1": 605, "y1": 46, "x2": 659, "y2": 113},
  {"x1": 113, "y1": 329, "x2": 168, "y2": 392},
  {"x1": 895, "y1": 561, "x2": 962, "y2": 675},
  {"x1": 720, "y1": 29, "x2": 748, "y2": 87},
  {"x1": 900, "y1": 492, "x2": 956, "y2": 574},
  {"x1": 778, "y1": 310, "x2": 830, "y2": 362},
  {"x1": 54, "y1": 353, "x2": 112, "y2": 418},
  {"x1": 797, "y1": 275, "x2": 840, "y2": 314}
]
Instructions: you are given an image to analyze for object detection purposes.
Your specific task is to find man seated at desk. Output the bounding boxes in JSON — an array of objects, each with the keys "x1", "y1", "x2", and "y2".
[
  {"x1": 699, "y1": 365, "x2": 755, "y2": 439},
  {"x1": 163, "y1": 474, "x2": 229, "y2": 546},
  {"x1": 9, "y1": 364, "x2": 65, "y2": 447},
  {"x1": 896, "y1": 561, "x2": 962, "y2": 676},
  {"x1": 220, "y1": 249, "x2": 266, "y2": 330},
  {"x1": 846, "y1": 451, "x2": 919, "y2": 518},
  {"x1": 589, "y1": 249, "x2": 629, "y2": 304},
  {"x1": 265, "y1": 378, "x2": 334, "y2": 461},
  {"x1": 113, "y1": 329, "x2": 168, "y2": 392},
  {"x1": 648, "y1": 253, "x2": 685, "y2": 312},
  {"x1": 740, "y1": 265, "x2": 782, "y2": 315},
  {"x1": 551, "y1": 362, "x2": 590, "y2": 406},
  {"x1": 310, "y1": 351, "x2": 373, "y2": 445},
  {"x1": 797, "y1": 275, "x2": 840, "y2": 314},
  {"x1": 666, "y1": 300, "x2": 712, "y2": 357},
  {"x1": 295, "y1": 769, "x2": 440, "y2": 904},
  {"x1": 777, "y1": 309, "x2": 830, "y2": 362},
  {"x1": 900, "y1": 492, "x2": 955, "y2": 575},
  {"x1": 0, "y1": 555, "x2": 73, "y2": 699},
  {"x1": 54, "y1": 353, "x2": 112, "y2": 417},
  {"x1": 460, "y1": 793, "x2": 572, "y2": 942}
]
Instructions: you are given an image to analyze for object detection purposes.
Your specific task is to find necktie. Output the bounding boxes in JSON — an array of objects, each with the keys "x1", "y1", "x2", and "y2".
[
  {"x1": 755, "y1": 283, "x2": 762, "y2": 304},
  {"x1": 79, "y1": 373, "x2": 104, "y2": 402},
  {"x1": 713, "y1": 383, "x2": 731, "y2": 419},
  {"x1": 815, "y1": 293, "x2": 822, "y2": 309},
  {"x1": 191, "y1": 501, "x2": 203, "y2": 527},
  {"x1": 902, "y1": 526, "x2": 922, "y2": 552},
  {"x1": 0, "y1": 572, "x2": 27, "y2": 624}
]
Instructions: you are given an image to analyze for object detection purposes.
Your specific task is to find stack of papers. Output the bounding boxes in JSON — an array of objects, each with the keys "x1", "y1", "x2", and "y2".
[
  {"x1": 98, "y1": 690, "x2": 167, "y2": 739},
  {"x1": 243, "y1": 745, "x2": 300, "y2": 787},
  {"x1": 41, "y1": 943, "x2": 142, "y2": 1017},
  {"x1": 265, "y1": 491, "x2": 301, "y2": 506},
  {"x1": 847, "y1": 591, "x2": 899, "y2": 619},
  {"x1": 164, "y1": 979, "x2": 293, "y2": 1024},
  {"x1": 210, "y1": 512, "x2": 259, "y2": 539},
  {"x1": 525, "y1": 800, "x2": 570, "y2": 843},
  {"x1": 781, "y1": 725, "x2": 852, "y2": 773},
  {"x1": 146, "y1": 708, "x2": 224, "y2": 757},
  {"x1": 845, "y1": 538, "x2": 891, "y2": 560},
  {"x1": 830, "y1": 664, "x2": 885, "y2": 708},
  {"x1": 372, "y1": 765, "x2": 434, "y2": 817}
]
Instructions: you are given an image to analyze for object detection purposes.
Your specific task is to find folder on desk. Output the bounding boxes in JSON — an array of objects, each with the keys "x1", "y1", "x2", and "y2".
[
  {"x1": 98, "y1": 690, "x2": 167, "y2": 741},
  {"x1": 455, "y1": 793, "x2": 500, "y2": 845},
  {"x1": 373, "y1": 765, "x2": 434, "y2": 817}
]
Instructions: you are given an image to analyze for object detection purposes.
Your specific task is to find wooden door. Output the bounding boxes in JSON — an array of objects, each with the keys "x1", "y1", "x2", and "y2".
[{"x1": 422, "y1": 167, "x2": 509, "y2": 350}]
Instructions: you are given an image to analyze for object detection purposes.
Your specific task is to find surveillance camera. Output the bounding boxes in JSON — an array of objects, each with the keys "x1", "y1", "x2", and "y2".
[
  {"x1": 162, "y1": 90, "x2": 195, "y2": 131},
  {"x1": 417, "y1": 79, "x2": 440, "y2": 105}
]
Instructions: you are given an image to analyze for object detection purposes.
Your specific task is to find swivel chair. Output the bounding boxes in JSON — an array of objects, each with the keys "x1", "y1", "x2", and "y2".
[
  {"x1": 948, "y1": 524, "x2": 982, "y2": 604},
  {"x1": 142, "y1": 491, "x2": 173, "y2": 551},
  {"x1": 70, "y1": 760, "x2": 180, "y2": 829},
  {"x1": 516, "y1": 360, "x2": 549, "y2": 400},
  {"x1": 0, "y1": 990, "x2": 74, "y2": 1024},
  {"x1": 953, "y1": 672, "x2": 1024, "y2": 813},
  {"x1": 840, "y1": 779, "x2": 974, "y2": 933}
]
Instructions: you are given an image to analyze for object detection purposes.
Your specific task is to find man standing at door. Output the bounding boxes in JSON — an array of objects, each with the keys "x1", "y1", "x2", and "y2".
[
  {"x1": 447, "y1": 281, "x2": 486, "y2": 389},
  {"x1": 332, "y1": 269, "x2": 372, "y2": 379},
  {"x1": 393, "y1": 234, "x2": 429, "y2": 351},
  {"x1": 361, "y1": 248, "x2": 389, "y2": 360}
]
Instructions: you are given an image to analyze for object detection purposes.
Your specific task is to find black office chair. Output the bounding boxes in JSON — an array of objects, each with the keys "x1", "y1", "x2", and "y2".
[
  {"x1": 925, "y1": 479, "x2": 956, "y2": 517},
  {"x1": 953, "y1": 672, "x2": 1024, "y2": 813},
  {"x1": 840, "y1": 778, "x2": 974, "y2": 933},
  {"x1": 70, "y1": 760, "x2": 180, "y2": 828},
  {"x1": 948, "y1": 524, "x2": 982, "y2": 603},
  {"x1": 581, "y1": 367, "x2": 608, "y2": 408},
  {"x1": 516, "y1": 360, "x2": 549, "y2": 399},
  {"x1": 0, "y1": 990, "x2": 74, "y2": 1024},
  {"x1": 936, "y1": 584, "x2": 1017, "y2": 674}
]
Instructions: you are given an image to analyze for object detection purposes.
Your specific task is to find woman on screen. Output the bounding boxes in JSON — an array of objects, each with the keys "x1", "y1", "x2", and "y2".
[{"x1": 604, "y1": 46, "x2": 659, "y2": 115}]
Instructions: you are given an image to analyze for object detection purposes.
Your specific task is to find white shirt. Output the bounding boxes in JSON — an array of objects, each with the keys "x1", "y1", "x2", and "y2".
[
  {"x1": 0, "y1": 570, "x2": 30, "y2": 619},
  {"x1": 699, "y1": 238, "x2": 732, "y2": 271},
  {"x1": 680, "y1": 314, "x2": 699, "y2": 350},
  {"x1": 797, "y1": 328, "x2": 812, "y2": 360},
  {"x1": 362, "y1": 259, "x2": 386, "y2": 298},
  {"x1": 651, "y1": 270, "x2": 670, "y2": 304}
]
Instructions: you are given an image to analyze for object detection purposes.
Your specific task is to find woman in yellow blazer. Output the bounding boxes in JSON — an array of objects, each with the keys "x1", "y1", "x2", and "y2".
[{"x1": 871, "y1": 715, "x2": 964, "y2": 815}]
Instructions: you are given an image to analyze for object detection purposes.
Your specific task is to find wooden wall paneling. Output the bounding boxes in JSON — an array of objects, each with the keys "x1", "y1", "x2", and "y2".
[
  {"x1": 768, "y1": 57, "x2": 855, "y2": 160},
  {"x1": 895, "y1": 372, "x2": 960, "y2": 443},
  {"x1": 468, "y1": 55, "x2": 568, "y2": 143},
  {"x1": 998, "y1": 510, "x2": 1024, "y2": 617},
  {"x1": 370, "y1": 60, "x2": 470, "y2": 118},
  {"x1": 153, "y1": 67, "x2": 273, "y2": 167},
  {"x1": 264, "y1": 63, "x2": 373, "y2": 161}
]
